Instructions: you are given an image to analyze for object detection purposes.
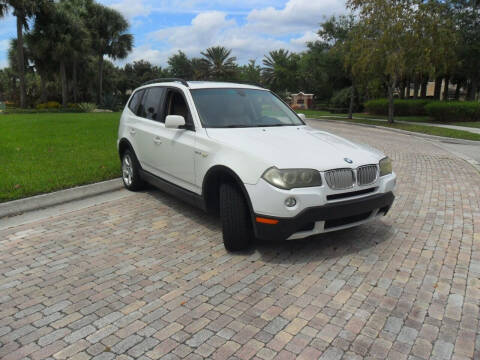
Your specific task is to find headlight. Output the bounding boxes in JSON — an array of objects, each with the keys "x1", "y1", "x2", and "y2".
[
  {"x1": 379, "y1": 157, "x2": 392, "y2": 176},
  {"x1": 262, "y1": 167, "x2": 322, "y2": 190}
]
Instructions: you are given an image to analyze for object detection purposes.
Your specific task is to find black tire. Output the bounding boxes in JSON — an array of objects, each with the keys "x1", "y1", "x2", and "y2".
[
  {"x1": 121, "y1": 149, "x2": 144, "y2": 191},
  {"x1": 219, "y1": 182, "x2": 253, "y2": 251}
]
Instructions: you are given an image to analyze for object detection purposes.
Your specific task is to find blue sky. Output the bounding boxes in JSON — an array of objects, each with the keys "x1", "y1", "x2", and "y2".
[{"x1": 0, "y1": 0, "x2": 346, "y2": 69}]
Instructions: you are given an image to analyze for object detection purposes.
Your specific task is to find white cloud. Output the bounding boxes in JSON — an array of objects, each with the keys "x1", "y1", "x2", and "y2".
[
  {"x1": 119, "y1": 45, "x2": 166, "y2": 65},
  {"x1": 109, "y1": 0, "x2": 151, "y2": 20},
  {"x1": 247, "y1": 0, "x2": 345, "y2": 35},
  {"x1": 0, "y1": 39, "x2": 9, "y2": 52},
  {"x1": 143, "y1": 2, "x2": 341, "y2": 67},
  {"x1": 151, "y1": 11, "x2": 236, "y2": 56},
  {"x1": 289, "y1": 31, "x2": 320, "y2": 47}
]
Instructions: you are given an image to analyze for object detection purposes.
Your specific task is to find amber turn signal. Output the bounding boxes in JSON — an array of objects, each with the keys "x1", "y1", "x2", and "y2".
[{"x1": 256, "y1": 217, "x2": 279, "y2": 225}]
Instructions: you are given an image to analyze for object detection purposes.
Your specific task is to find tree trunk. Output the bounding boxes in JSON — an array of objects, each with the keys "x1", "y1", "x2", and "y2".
[
  {"x1": 405, "y1": 79, "x2": 411, "y2": 99},
  {"x1": 16, "y1": 14, "x2": 27, "y2": 108},
  {"x1": 73, "y1": 58, "x2": 78, "y2": 103},
  {"x1": 443, "y1": 76, "x2": 450, "y2": 101},
  {"x1": 413, "y1": 78, "x2": 419, "y2": 100},
  {"x1": 399, "y1": 79, "x2": 405, "y2": 99},
  {"x1": 469, "y1": 78, "x2": 478, "y2": 101},
  {"x1": 455, "y1": 82, "x2": 461, "y2": 100},
  {"x1": 40, "y1": 74, "x2": 47, "y2": 103},
  {"x1": 420, "y1": 77, "x2": 428, "y2": 98},
  {"x1": 97, "y1": 54, "x2": 104, "y2": 105},
  {"x1": 348, "y1": 86, "x2": 354, "y2": 119},
  {"x1": 60, "y1": 60, "x2": 68, "y2": 106},
  {"x1": 387, "y1": 79, "x2": 395, "y2": 124},
  {"x1": 433, "y1": 76, "x2": 442, "y2": 100}
]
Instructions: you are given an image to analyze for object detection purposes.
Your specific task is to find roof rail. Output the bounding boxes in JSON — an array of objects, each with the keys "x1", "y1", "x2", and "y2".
[{"x1": 141, "y1": 78, "x2": 189, "y2": 87}]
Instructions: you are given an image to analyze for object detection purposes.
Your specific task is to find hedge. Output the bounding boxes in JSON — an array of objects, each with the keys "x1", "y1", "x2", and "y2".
[
  {"x1": 364, "y1": 99, "x2": 432, "y2": 116},
  {"x1": 425, "y1": 101, "x2": 480, "y2": 122}
]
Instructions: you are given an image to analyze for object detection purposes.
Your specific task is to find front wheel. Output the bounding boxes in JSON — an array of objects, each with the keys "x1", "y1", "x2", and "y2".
[
  {"x1": 121, "y1": 149, "x2": 144, "y2": 191},
  {"x1": 219, "y1": 182, "x2": 253, "y2": 251}
]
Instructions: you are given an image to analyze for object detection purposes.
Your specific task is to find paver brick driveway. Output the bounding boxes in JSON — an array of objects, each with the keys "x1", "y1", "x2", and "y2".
[{"x1": 1, "y1": 121, "x2": 479, "y2": 360}]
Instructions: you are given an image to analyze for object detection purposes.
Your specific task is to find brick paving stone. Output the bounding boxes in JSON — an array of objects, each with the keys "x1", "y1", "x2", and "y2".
[
  {"x1": 38, "y1": 328, "x2": 71, "y2": 346},
  {"x1": 1, "y1": 122, "x2": 479, "y2": 359}
]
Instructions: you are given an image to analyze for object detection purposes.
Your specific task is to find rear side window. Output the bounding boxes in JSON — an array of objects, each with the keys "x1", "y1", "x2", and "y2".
[
  {"x1": 138, "y1": 87, "x2": 166, "y2": 121},
  {"x1": 128, "y1": 89, "x2": 144, "y2": 114}
]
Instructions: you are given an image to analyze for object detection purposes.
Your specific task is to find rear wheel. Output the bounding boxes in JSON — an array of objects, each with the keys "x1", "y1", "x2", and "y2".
[
  {"x1": 121, "y1": 149, "x2": 144, "y2": 191},
  {"x1": 219, "y1": 182, "x2": 253, "y2": 251}
]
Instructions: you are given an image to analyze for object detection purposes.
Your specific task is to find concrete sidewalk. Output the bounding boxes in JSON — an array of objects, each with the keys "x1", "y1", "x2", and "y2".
[{"x1": 318, "y1": 115, "x2": 480, "y2": 135}]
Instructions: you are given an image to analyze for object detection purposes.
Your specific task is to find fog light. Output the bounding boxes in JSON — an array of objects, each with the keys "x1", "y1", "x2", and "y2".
[{"x1": 285, "y1": 197, "x2": 297, "y2": 207}]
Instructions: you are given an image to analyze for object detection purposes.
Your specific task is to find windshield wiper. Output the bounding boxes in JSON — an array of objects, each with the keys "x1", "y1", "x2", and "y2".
[
  {"x1": 254, "y1": 124, "x2": 293, "y2": 127},
  {"x1": 222, "y1": 125, "x2": 253, "y2": 128}
]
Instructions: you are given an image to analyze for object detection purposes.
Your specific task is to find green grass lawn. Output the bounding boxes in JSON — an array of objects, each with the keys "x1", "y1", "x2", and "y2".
[
  {"x1": 301, "y1": 109, "x2": 480, "y2": 128},
  {"x1": 300, "y1": 110, "x2": 480, "y2": 140},
  {"x1": 0, "y1": 112, "x2": 121, "y2": 202},
  {"x1": 311, "y1": 117, "x2": 480, "y2": 141}
]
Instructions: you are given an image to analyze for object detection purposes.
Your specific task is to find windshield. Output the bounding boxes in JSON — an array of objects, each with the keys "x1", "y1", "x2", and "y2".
[{"x1": 190, "y1": 88, "x2": 304, "y2": 128}]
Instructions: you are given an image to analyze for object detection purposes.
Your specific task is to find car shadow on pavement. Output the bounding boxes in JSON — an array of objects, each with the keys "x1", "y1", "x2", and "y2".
[
  {"x1": 254, "y1": 221, "x2": 395, "y2": 264},
  {"x1": 144, "y1": 188, "x2": 395, "y2": 263}
]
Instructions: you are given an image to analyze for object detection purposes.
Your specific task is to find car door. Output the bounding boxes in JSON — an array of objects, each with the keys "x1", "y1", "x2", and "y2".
[
  {"x1": 152, "y1": 88, "x2": 197, "y2": 192},
  {"x1": 129, "y1": 86, "x2": 167, "y2": 174}
]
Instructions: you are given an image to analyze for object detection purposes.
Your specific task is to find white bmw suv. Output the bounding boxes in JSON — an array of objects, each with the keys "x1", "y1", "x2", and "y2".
[{"x1": 118, "y1": 79, "x2": 396, "y2": 251}]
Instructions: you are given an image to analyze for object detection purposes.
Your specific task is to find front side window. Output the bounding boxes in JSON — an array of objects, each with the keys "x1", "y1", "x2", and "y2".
[
  {"x1": 163, "y1": 90, "x2": 194, "y2": 129},
  {"x1": 137, "y1": 87, "x2": 166, "y2": 121},
  {"x1": 190, "y1": 88, "x2": 304, "y2": 128}
]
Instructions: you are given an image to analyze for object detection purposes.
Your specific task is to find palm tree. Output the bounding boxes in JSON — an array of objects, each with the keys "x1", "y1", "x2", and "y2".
[
  {"x1": 190, "y1": 57, "x2": 210, "y2": 80},
  {"x1": 25, "y1": 22, "x2": 55, "y2": 103},
  {"x1": 200, "y1": 46, "x2": 237, "y2": 80},
  {"x1": 28, "y1": 1, "x2": 89, "y2": 106},
  {"x1": 262, "y1": 49, "x2": 294, "y2": 93},
  {"x1": 0, "y1": 0, "x2": 46, "y2": 107},
  {"x1": 59, "y1": 0, "x2": 91, "y2": 103},
  {"x1": 87, "y1": 3, "x2": 133, "y2": 104},
  {"x1": 7, "y1": 38, "x2": 31, "y2": 103}
]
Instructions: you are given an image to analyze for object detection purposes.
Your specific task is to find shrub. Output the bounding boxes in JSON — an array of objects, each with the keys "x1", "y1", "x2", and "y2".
[
  {"x1": 425, "y1": 101, "x2": 480, "y2": 122},
  {"x1": 364, "y1": 99, "x2": 431, "y2": 116},
  {"x1": 77, "y1": 103, "x2": 96, "y2": 113},
  {"x1": 36, "y1": 101, "x2": 61, "y2": 110},
  {"x1": 101, "y1": 94, "x2": 122, "y2": 111},
  {"x1": 329, "y1": 87, "x2": 362, "y2": 112},
  {"x1": 330, "y1": 87, "x2": 352, "y2": 109}
]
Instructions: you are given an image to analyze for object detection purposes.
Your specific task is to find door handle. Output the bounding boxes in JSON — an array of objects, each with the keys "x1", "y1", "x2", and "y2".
[{"x1": 153, "y1": 136, "x2": 163, "y2": 145}]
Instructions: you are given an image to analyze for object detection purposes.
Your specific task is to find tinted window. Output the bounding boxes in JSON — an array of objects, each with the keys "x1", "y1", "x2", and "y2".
[
  {"x1": 138, "y1": 87, "x2": 166, "y2": 121},
  {"x1": 128, "y1": 89, "x2": 144, "y2": 114}
]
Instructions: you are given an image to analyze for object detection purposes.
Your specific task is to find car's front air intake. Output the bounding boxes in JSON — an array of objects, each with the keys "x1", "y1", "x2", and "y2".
[
  {"x1": 324, "y1": 168, "x2": 355, "y2": 189},
  {"x1": 357, "y1": 165, "x2": 378, "y2": 186}
]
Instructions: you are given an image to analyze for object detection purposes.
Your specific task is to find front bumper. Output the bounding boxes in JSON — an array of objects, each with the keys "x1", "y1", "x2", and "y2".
[{"x1": 253, "y1": 191, "x2": 394, "y2": 241}]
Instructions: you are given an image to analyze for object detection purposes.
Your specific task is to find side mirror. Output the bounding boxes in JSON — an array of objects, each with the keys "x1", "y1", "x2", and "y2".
[
  {"x1": 165, "y1": 115, "x2": 186, "y2": 129},
  {"x1": 298, "y1": 113, "x2": 306, "y2": 121}
]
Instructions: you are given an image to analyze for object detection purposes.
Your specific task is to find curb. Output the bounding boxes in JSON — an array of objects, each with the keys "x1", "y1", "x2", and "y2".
[
  {"x1": 0, "y1": 178, "x2": 123, "y2": 219},
  {"x1": 309, "y1": 118, "x2": 480, "y2": 173}
]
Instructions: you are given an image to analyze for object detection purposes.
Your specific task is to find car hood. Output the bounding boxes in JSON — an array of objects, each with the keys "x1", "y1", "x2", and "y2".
[{"x1": 205, "y1": 125, "x2": 384, "y2": 171}]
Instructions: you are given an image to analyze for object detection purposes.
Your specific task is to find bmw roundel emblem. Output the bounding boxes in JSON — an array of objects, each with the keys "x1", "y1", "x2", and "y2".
[{"x1": 344, "y1": 158, "x2": 353, "y2": 164}]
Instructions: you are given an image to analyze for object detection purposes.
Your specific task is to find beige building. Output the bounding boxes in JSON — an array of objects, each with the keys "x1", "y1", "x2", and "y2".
[
  {"x1": 405, "y1": 80, "x2": 461, "y2": 100},
  {"x1": 290, "y1": 92, "x2": 314, "y2": 109}
]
